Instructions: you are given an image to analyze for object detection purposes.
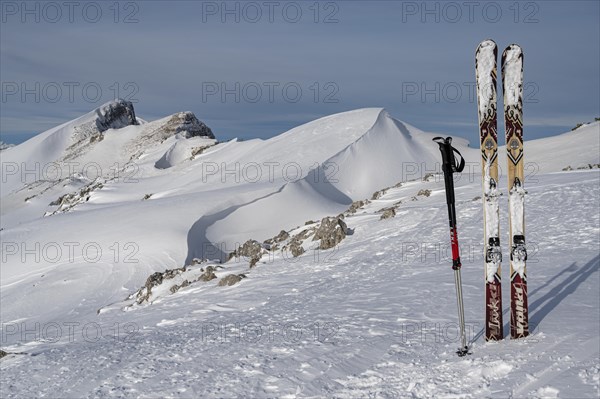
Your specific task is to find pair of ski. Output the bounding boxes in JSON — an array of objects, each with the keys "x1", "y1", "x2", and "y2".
[{"x1": 476, "y1": 40, "x2": 528, "y2": 341}]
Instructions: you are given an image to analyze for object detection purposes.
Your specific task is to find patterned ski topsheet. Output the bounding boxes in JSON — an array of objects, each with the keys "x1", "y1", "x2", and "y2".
[
  {"x1": 476, "y1": 39, "x2": 503, "y2": 341},
  {"x1": 502, "y1": 43, "x2": 529, "y2": 339}
]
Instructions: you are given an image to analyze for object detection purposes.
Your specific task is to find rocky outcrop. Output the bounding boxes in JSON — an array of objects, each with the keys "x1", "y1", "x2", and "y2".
[
  {"x1": 0, "y1": 141, "x2": 14, "y2": 151},
  {"x1": 163, "y1": 112, "x2": 214, "y2": 139},
  {"x1": 380, "y1": 207, "x2": 396, "y2": 220},
  {"x1": 347, "y1": 200, "x2": 370, "y2": 214},
  {"x1": 133, "y1": 265, "x2": 219, "y2": 304},
  {"x1": 422, "y1": 173, "x2": 435, "y2": 182},
  {"x1": 126, "y1": 112, "x2": 215, "y2": 162},
  {"x1": 63, "y1": 100, "x2": 138, "y2": 161},
  {"x1": 576, "y1": 163, "x2": 600, "y2": 170},
  {"x1": 218, "y1": 274, "x2": 246, "y2": 287},
  {"x1": 46, "y1": 179, "x2": 104, "y2": 215},
  {"x1": 95, "y1": 99, "x2": 139, "y2": 132},
  {"x1": 136, "y1": 267, "x2": 187, "y2": 304},
  {"x1": 313, "y1": 217, "x2": 348, "y2": 250},
  {"x1": 190, "y1": 145, "x2": 214, "y2": 159},
  {"x1": 198, "y1": 266, "x2": 217, "y2": 282},
  {"x1": 273, "y1": 230, "x2": 290, "y2": 242},
  {"x1": 263, "y1": 230, "x2": 290, "y2": 250},
  {"x1": 228, "y1": 239, "x2": 265, "y2": 267},
  {"x1": 371, "y1": 188, "x2": 388, "y2": 200},
  {"x1": 288, "y1": 239, "x2": 305, "y2": 257},
  {"x1": 417, "y1": 189, "x2": 431, "y2": 197},
  {"x1": 281, "y1": 228, "x2": 314, "y2": 258},
  {"x1": 0, "y1": 349, "x2": 7, "y2": 359}
]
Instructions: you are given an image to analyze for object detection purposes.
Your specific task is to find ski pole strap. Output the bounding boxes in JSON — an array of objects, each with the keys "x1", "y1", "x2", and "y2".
[
  {"x1": 452, "y1": 147, "x2": 465, "y2": 173},
  {"x1": 432, "y1": 137, "x2": 465, "y2": 173}
]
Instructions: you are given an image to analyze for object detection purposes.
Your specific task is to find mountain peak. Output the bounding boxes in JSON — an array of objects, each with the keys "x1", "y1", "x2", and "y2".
[
  {"x1": 164, "y1": 111, "x2": 215, "y2": 139},
  {"x1": 94, "y1": 99, "x2": 139, "y2": 132}
]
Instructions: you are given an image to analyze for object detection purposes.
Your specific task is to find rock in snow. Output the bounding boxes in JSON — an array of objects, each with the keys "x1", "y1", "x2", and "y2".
[
  {"x1": 379, "y1": 207, "x2": 396, "y2": 220},
  {"x1": 229, "y1": 239, "x2": 265, "y2": 267},
  {"x1": 217, "y1": 274, "x2": 246, "y2": 287},
  {"x1": 94, "y1": 99, "x2": 139, "y2": 132},
  {"x1": 163, "y1": 112, "x2": 215, "y2": 139},
  {"x1": 313, "y1": 216, "x2": 349, "y2": 250},
  {"x1": 0, "y1": 141, "x2": 14, "y2": 151}
]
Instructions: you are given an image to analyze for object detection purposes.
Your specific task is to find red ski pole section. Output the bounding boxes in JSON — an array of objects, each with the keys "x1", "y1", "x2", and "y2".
[{"x1": 450, "y1": 227, "x2": 461, "y2": 269}]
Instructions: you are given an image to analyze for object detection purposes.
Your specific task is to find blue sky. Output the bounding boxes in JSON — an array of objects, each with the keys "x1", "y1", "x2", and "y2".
[{"x1": 1, "y1": 1, "x2": 599, "y2": 145}]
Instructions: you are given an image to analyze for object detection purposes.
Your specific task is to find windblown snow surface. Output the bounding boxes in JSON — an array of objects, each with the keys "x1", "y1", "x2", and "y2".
[{"x1": 0, "y1": 105, "x2": 599, "y2": 398}]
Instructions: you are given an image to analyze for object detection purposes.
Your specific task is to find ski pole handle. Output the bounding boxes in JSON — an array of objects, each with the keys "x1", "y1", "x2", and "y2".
[
  {"x1": 432, "y1": 136, "x2": 465, "y2": 174},
  {"x1": 433, "y1": 136, "x2": 455, "y2": 174}
]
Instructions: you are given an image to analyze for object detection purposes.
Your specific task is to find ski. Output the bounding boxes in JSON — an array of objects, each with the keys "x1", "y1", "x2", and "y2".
[
  {"x1": 476, "y1": 39, "x2": 504, "y2": 341},
  {"x1": 502, "y1": 44, "x2": 529, "y2": 339}
]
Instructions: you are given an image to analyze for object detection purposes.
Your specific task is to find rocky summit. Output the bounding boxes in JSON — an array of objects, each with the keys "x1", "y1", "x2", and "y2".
[
  {"x1": 163, "y1": 111, "x2": 215, "y2": 139},
  {"x1": 94, "y1": 99, "x2": 139, "y2": 132}
]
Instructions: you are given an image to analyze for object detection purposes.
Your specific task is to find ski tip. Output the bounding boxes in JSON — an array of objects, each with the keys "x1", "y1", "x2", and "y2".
[
  {"x1": 501, "y1": 44, "x2": 524, "y2": 68},
  {"x1": 476, "y1": 39, "x2": 497, "y2": 52},
  {"x1": 502, "y1": 43, "x2": 523, "y2": 57},
  {"x1": 478, "y1": 39, "x2": 497, "y2": 47}
]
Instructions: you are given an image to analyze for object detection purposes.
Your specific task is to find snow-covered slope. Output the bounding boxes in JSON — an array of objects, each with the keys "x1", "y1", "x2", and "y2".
[{"x1": 0, "y1": 104, "x2": 598, "y2": 398}]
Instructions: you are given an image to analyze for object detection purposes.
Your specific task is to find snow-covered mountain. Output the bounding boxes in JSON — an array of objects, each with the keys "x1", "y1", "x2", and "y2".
[
  {"x1": 0, "y1": 101, "x2": 599, "y2": 398},
  {"x1": 0, "y1": 141, "x2": 14, "y2": 151}
]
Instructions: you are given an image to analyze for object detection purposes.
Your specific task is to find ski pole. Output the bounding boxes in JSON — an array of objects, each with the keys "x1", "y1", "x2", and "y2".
[{"x1": 432, "y1": 136, "x2": 469, "y2": 357}]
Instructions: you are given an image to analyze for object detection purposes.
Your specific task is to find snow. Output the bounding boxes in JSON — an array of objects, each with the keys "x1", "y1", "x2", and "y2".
[
  {"x1": 476, "y1": 39, "x2": 497, "y2": 121},
  {"x1": 154, "y1": 136, "x2": 216, "y2": 169},
  {"x1": 502, "y1": 44, "x2": 524, "y2": 107},
  {"x1": 1, "y1": 105, "x2": 599, "y2": 398},
  {"x1": 483, "y1": 158, "x2": 502, "y2": 282},
  {"x1": 0, "y1": 141, "x2": 14, "y2": 151},
  {"x1": 509, "y1": 182, "x2": 527, "y2": 276}
]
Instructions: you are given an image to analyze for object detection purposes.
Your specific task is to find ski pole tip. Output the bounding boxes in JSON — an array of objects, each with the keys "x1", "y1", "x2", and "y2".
[{"x1": 456, "y1": 346, "x2": 471, "y2": 357}]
